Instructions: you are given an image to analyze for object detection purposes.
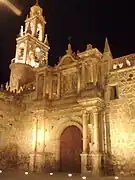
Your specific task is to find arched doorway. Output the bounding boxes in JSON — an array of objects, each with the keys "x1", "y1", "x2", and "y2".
[{"x1": 60, "y1": 125, "x2": 82, "y2": 173}]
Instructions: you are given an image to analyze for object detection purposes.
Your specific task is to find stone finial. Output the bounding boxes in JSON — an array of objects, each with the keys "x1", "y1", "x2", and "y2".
[
  {"x1": 66, "y1": 43, "x2": 72, "y2": 55},
  {"x1": 86, "y1": 44, "x2": 92, "y2": 50},
  {"x1": 20, "y1": 26, "x2": 23, "y2": 37},
  {"x1": 104, "y1": 37, "x2": 112, "y2": 57},
  {"x1": 26, "y1": 14, "x2": 29, "y2": 20},
  {"x1": 6, "y1": 82, "x2": 9, "y2": 91},
  {"x1": 44, "y1": 34, "x2": 49, "y2": 45},
  {"x1": 0, "y1": 84, "x2": 3, "y2": 91}
]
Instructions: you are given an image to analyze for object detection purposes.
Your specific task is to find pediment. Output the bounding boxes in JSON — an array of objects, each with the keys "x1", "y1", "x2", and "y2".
[{"x1": 57, "y1": 55, "x2": 77, "y2": 67}]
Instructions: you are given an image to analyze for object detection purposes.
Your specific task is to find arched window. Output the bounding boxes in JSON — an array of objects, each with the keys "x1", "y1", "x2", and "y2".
[{"x1": 37, "y1": 23, "x2": 43, "y2": 41}]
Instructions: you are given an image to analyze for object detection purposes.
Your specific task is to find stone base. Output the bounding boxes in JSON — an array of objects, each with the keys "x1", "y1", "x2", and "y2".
[
  {"x1": 80, "y1": 153, "x2": 88, "y2": 173},
  {"x1": 91, "y1": 153, "x2": 102, "y2": 176},
  {"x1": 29, "y1": 153, "x2": 45, "y2": 172}
]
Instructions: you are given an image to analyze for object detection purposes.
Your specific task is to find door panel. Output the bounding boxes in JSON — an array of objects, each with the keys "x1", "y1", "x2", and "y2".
[{"x1": 60, "y1": 126, "x2": 82, "y2": 173}]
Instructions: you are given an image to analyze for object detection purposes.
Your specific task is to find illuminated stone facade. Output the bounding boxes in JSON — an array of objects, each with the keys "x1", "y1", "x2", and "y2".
[{"x1": 0, "y1": 2, "x2": 135, "y2": 176}]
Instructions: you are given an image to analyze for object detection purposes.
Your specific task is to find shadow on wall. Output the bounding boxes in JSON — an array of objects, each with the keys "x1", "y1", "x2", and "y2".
[{"x1": 0, "y1": 143, "x2": 29, "y2": 171}]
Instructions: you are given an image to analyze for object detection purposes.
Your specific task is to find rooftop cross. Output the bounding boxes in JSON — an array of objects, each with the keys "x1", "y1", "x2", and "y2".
[{"x1": 36, "y1": 0, "x2": 39, "y2": 5}]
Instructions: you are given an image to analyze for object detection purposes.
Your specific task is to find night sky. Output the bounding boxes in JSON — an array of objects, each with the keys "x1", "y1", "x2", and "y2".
[{"x1": 0, "y1": 0, "x2": 134, "y2": 84}]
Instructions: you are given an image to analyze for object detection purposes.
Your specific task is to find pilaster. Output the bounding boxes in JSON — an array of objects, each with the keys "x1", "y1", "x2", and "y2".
[
  {"x1": 81, "y1": 110, "x2": 88, "y2": 173},
  {"x1": 35, "y1": 74, "x2": 39, "y2": 99},
  {"x1": 80, "y1": 153, "x2": 88, "y2": 173},
  {"x1": 43, "y1": 72, "x2": 47, "y2": 97},
  {"x1": 77, "y1": 66, "x2": 81, "y2": 94},
  {"x1": 81, "y1": 63, "x2": 85, "y2": 89},
  {"x1": 91, "y1": 109, "x2": 101, "y2": 176},
  {"x1": 57, "y1": 72, "x2": 61, "y2": 98},
  {"x1": 49, "y1": 72, "x2": 52, "y2": 100},
  {"x1": 82, "y1": 111, "x2": 88, "y2": 153}
]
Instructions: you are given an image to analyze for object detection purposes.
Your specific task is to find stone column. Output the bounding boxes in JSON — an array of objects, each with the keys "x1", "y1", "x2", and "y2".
[
  {"x1": 57, "y1": 72, "x2": 61, "y2": 98},
  {"x1": 35, "y1": 74, "x2": 39, "y2": 99},
  {"x1": 49, "y1": 73, "x2": 52, "y2": 100},
  {"x1": 91, "y1": 109, "x2": 101, "y2": 176},
  {"x1": 77, "y1": 66, "x2": 81, "y2": 94},
  {"x1": 81, "y1": 111, "x2": 88, "y2": 173},
  {"x1": 82, "y1": 112, "x2": 88, "y2": 153},
  {"x1": 90, "y1": 64, "x2": 93, "y2": 83},
  {"x1": 100, "y1": 111, "x2": 105, "y2": 153},
  {"x1": 93, "y1": 63, "x2": 96, "y2": 85},
  {"x1": 81, "y1": 63, "x2": 85, "y2": 89},
  {"x1": 43, "y1": 72, "x2": 47, "y2": 97}
]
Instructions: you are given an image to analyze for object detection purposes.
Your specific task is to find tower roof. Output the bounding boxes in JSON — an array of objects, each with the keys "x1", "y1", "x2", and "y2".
[
  {"x1": 30, "y1": 0, "x2": 43, "y2": 17},
  {"x1": 103, "y1": 37, "x2": 112, "y2": 57}
]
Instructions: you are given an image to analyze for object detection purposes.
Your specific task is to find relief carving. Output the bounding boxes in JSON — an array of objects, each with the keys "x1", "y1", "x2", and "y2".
[
  {"x1": 62, "y1": 75, "x2": 72, "y2": 94},
  {"x1": 61, "y1": 72, "x2": 77, "y2": 95}
]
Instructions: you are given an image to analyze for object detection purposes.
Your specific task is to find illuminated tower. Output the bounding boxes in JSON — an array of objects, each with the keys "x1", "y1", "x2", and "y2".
[
  {"x1": 100, "y1": 38, "x2": 112, "y2": 85},
  {"x1": 9, "y1": 1, "x2": 49, "y2": 92}
]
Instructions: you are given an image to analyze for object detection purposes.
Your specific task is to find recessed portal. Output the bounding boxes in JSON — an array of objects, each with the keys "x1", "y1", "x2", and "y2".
[{"x1": 60, "y1": 125, "x2": 82, "y2": 173}]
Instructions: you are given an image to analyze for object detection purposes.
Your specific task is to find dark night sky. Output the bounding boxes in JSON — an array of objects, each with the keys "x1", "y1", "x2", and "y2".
[{"x1": 0, "y1": 0, "x2": 134, "y2": 84}]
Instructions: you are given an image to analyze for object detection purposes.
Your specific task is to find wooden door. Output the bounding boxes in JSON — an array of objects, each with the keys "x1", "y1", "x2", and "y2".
[{"x1": 60, "y1": 126, "x2": 82, "y2": 173}]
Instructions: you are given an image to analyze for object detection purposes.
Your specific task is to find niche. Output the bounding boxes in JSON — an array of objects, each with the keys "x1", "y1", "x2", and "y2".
[{"x1": 110, "y1": 86, "x2": 118, "y2": 100}]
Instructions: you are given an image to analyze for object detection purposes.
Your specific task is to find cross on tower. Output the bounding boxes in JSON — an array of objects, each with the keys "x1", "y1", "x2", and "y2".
[{"x1": 36, "y1": 0, "x2": 39, "y2": 5}]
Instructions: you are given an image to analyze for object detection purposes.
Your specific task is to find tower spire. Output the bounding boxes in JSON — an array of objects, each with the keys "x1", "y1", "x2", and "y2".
[{"x1": 104, "y1": 37, "x2": 112, "y2": 57}]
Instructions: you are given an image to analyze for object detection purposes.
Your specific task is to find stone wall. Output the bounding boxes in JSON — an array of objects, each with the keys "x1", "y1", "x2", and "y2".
[
  {"x1": 0, "y1": 93, "x2": 33, "y2": 170},
  {"x1": 109, "y1": 69, "x2": 135, "y2": 176}
]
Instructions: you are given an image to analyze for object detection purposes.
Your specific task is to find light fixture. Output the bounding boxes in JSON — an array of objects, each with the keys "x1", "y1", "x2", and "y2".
[
  {"x1": 82, "y1": 176, "x2": 86, "y2": 179},
  {"x1": 68, "y1": 173, "x2": 72, "y2": 177},
  {"x1": 0, "y1": 170, "x2": 2, "y2": 174},
  {"x1": 25, "y1": 171, "x2": 28, "y2": 175},
  {"x1": 49, "y1": 173, "x2": 53, "y2": 176},
  {"x1": 114, "y1": 176, "x2": 119, "y2": 179}
]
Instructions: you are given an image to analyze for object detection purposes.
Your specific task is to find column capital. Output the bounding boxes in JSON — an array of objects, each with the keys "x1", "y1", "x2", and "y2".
[
  {"x1": 92, "y1": 107, "x2": 99, "y2": 114},
  {"x1": 80, "y1": 153, "x2": 88, "y2": 156},
  {"x1": 81, "y1": 109, "x2": 87, "y2": 115}
]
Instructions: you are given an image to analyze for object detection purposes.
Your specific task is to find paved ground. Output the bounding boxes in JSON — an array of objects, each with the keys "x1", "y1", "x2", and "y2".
[{"x1": 0, "y1": 171, "x2": 135, "y2": 180}]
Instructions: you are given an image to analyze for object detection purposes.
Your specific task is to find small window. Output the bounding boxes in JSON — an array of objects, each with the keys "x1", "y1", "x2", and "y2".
[{"x1": 110, "y1": 86, "x2": 118, "y2": 100}]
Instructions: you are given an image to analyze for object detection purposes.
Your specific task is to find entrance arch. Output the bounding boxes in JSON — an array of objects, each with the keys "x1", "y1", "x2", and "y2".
[{"x1": 60, "y1": 125, "x2": 83, "y2": 173}]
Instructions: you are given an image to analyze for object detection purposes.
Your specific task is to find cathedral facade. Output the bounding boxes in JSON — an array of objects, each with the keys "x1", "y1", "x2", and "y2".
[{"x1": 0, "y1": 2, "x2": 135, "y2": 176}]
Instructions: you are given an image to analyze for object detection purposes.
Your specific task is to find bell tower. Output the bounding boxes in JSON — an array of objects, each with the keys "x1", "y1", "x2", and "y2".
[{"x1": 9, "y1": 1, "x2": 50, "y2": 92}]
